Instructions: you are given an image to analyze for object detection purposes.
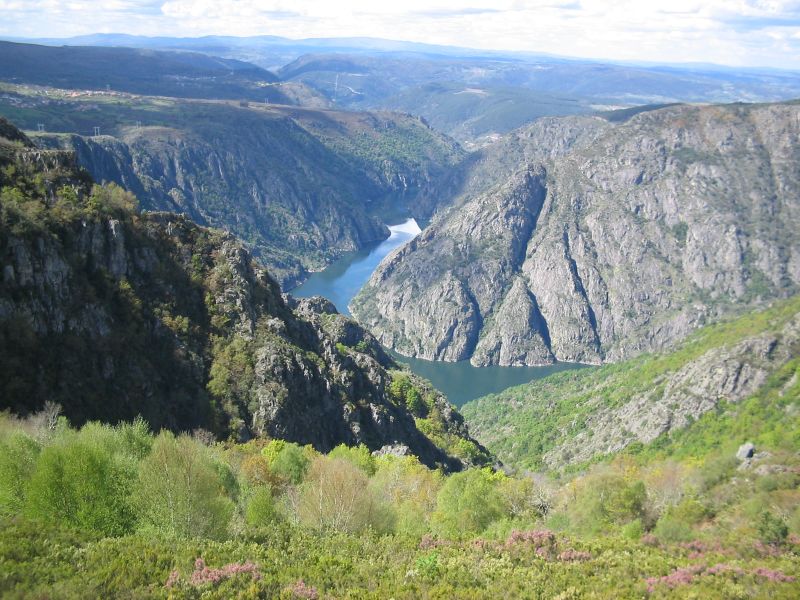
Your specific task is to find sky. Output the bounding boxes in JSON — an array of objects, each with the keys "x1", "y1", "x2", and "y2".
[{"x1": 1, "y1": 1, "x2": 800, "y2": 69}]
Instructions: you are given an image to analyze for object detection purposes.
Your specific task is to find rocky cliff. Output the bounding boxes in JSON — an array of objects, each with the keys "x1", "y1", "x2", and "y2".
[
  {"x1": 0, "y1": 118, "x2": 487, "y2": 471},
  {"x1": 2, "y1": 91, "x2": 462, "y2": 288},
  {"x1": 352, "y1": 102, "x2": 800, "y2": 366},
  {"x1": 461, "y1": 295, "x2": 800, "y2": 471}
]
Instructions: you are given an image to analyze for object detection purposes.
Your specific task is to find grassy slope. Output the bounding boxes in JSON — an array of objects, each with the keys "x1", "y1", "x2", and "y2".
[{"x1": 462, "y1": 296, "x2": 800, "y2": 471}]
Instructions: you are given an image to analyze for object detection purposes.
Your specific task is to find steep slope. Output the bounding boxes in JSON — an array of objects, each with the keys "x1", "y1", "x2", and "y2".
[
  {"x1": 352, "y1": 102, "x2": 800, "y2": 365},
  {"x1": 0, "y1": 118, "x2": 487, "y2": 471},
  {"x1": 0, "y1": 87, "x2": 463, "y2": 287},
  {"x1": 461, "y1": 296, "x2": 800, "y2": 471}
]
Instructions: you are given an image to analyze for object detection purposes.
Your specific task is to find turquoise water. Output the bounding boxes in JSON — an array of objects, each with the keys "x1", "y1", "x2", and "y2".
[{"x1": 292, "y1": 219, "x2": 584, "y2": 406}]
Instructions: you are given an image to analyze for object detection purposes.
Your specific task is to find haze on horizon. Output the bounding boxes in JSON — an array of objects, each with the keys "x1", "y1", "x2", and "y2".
[{"x1": 0, "y1": 1, "x2": 799, "y2": 70}]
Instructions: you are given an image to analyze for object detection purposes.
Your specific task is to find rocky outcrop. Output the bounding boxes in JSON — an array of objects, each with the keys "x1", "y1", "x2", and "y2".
[
  {"x1": 543, "y1": 313, "x2": 799, "y2": 467},
  {"x1": 352, "y1": 102, "x2": 800, "y2": 366},
  {"x1": 0, "y1": 118, "x2": 487, "y2": 471},
  {"x1": 461, "y1": 296, "x2": 800, "y2": 470}
]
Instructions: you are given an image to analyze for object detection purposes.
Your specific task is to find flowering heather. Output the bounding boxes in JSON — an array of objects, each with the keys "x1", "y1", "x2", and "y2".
[
  {"x1": 284, "y1": 579, "x2": 320, "y2": 599},
  {"x1": 705, "y1": 563, "x2": 744, "y2": 576},
  {"x1": 645, "y1": 564, "x2": 706, "y2": 592},
  {"x1": 164, "y1": 570, "x2": 180, "y2": 588},
  {"x1": 165, "y1": 558, "x2": 262, "y2": 588},
  {"x1": 678, "y1": 540, "x2": 707, "y2": 554},
  {"x1": 676, "y1": 539, "x2": 731, "y2": 560},
  {"x1": 641, "y1": 533, "x2": 659, "y2": 547},
  {"x1": 645, "y1": 563, "x2": 796, "y2": 593},
  {"x1": 505, "y1": 530, "x2": 557, "y2": 549},
  {"x1": 752, "y1": 540, "x2": 785, "y2": 557},
  {"x1": 751, "y1": 567, "x2": 796, "y2": 583}
]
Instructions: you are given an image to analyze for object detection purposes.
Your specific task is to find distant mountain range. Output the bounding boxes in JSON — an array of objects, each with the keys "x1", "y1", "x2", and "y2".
[{"x1": 4, "y1": 36, "x2": 800, "y2": 144}]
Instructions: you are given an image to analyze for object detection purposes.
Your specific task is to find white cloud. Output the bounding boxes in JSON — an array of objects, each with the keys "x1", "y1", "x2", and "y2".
[{"x1": 0, "y1": 0, "x2": 798, "y2": 68}]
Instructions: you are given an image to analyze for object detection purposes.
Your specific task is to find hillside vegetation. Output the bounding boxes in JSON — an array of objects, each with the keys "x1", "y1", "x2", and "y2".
[
  {"x1": 0, "y1": 40, "x2": 323, "y2": 106},
  {"x1": 1, "y1": 398, "x2": 799, "y2": 598},
  {"x1": 462, "y1": 295, "x2": 800, "y2": 471}
]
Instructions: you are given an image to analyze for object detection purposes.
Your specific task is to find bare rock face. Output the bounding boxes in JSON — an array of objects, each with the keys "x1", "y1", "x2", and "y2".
[
  {"x1": 737, "y1": 442, "x2": 756, "y2": 461},
  {"x1": 352, "y1": 102, "x2": 800, "y2": 366}
]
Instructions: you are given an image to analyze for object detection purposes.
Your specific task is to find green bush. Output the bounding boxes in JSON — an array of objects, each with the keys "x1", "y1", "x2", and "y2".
[
  {"x1": 25, "y1": 437, "x2": 136, "y2": 536},
  {"x1": 132, "y1": 432, "x2": 234, "y2": 539},
  {"x1": 270, "y1": 442, "x2": 311, "y2": 485},
  {"x1": 563, "y1": 470, "x2": 646, "y2": 534},
  {"x1": 245, "y1": 485, "x2": 281, "y2": 527},
  {"x1": 757, "y1": 511, "x2": 789, "y2": 545},
  {"x1": 296, "y1": 456, "x2": 393, "y2": 533},
  {"x1": 328, "y1": 444, "x2": 376, "y2": 476},
  {"x1": 0, "y1": 431, "x2": 40, "y2": 516},
  {"x1": 653, "y1": 513, "x2": 694, "y2": 543},
  {"x1": 431, "y1": 468, "x2": 505, "y2": 539}
]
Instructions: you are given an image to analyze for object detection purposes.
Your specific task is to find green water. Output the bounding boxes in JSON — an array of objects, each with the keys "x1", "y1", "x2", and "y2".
[{"x1": 291, "y1": 219, "x2": 585, "y2": 406}]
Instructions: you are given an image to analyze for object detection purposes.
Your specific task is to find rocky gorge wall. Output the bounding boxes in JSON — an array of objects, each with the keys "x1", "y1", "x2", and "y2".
[{"x1": 352, "y1": 102, "x2": 800, "y2": 366}]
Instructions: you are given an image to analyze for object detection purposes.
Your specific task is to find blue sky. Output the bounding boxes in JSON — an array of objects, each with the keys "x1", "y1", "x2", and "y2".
[{"x1": 1, "y1": 1, "x2": 800, "y2": 69}]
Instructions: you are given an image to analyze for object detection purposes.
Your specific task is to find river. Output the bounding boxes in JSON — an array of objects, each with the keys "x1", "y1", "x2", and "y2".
[{"x1": 292, "y1": 219, "x2": 584, "y2": 407}]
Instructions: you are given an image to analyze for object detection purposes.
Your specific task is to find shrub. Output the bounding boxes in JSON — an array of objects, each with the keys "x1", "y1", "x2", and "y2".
[
  {"x1": 562, "y1": 469, "x2": 646, "y2": 534},
  {"x1": 621, "y1": 519, "x2": 644, "y2": 540},
  {"x1": 653, "y1": 514, "x2": 694, "y2": 543},
  {"x1": 25, "y1": 437, "x2": 136, "y2": 536},
  {"x1": 270, "y1": 442, "x2": 311, "y2": 485},
  {"x1": 328, "y1": 444, "x2": 376, "y2": 476},
  {"x1": 757, "y1": 511, "x2": 789, "y2": 545},
  {"x1": 0, "y1": 431, "x2": 40, "y2": 516},
  {"x1": 431, "y1": 468, "x2": 505, "y2": 539},
  {"x1": 371, "y1": 455, "x2": 442, "y2": 536},
  {"x1": 245, "y1": 485, "x2": 281, "y2": 526},
  {"x1": 132, "y1": 432, "x2": 234, "y2": 539},
  {"x1": 296, "y1": 456, "x2": 393, "y2": 533}
]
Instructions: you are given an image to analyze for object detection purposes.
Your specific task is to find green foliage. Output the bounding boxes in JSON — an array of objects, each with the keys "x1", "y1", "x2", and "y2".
[
  {"x1": 432, "y1": 468, "x2": 505, "y2": 539},
  {"x1": 207, "y1": 336, "x2": 256, "y2": 434},
  {"x1": 269, "y1": 442, "x2": 311, "y2": 485},
  {"x1": 563, "y1": 470, "x2": 646, "y2": 534},
  {"x1": 653, "y1": 513, "x2": 695, "y2": 543},
  {"x1": 85, "y1": 183, "x2": 138, "y2": 216},
  {"x1": 0, "y1": 417, "x2": 799, "y2": 598},
  {"x1": 132, "y1": 431, "x2": 234, "y2": 539},
  {"x1": 245, "y1": 485, "x2": 281, "y2": 527},
  {"x1": 328, "y1": 443, "x2": 376, "y2": 476},
  {"x1": 24, "y1": 433, "x2": 136, "y2": 536},
  {"x1": 0, "y1": 431, "x2": 40, "y2": 516},
  {"x1": 296, "y1": 456, "x2": 393, "y2": 534},
  {"x1": 757, "y1": 511, "x2": 789, "y2": 545},
  {"x1": 462, "y1": 296, "x2": 800, "y2": 472}
]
